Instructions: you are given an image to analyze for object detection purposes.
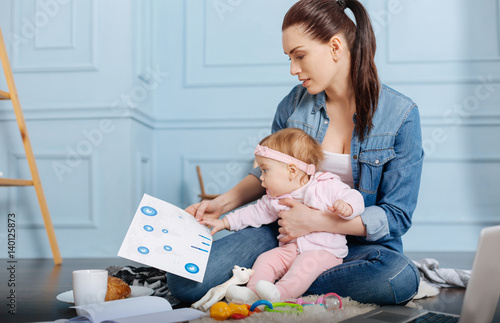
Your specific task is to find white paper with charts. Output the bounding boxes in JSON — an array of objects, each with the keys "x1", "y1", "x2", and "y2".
[{"x1": 118, "y1": 194, "x2": 212, "y2": 283}]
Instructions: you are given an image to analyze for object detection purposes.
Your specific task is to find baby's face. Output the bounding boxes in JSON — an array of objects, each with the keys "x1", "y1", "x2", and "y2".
[{"x1": 256, "y1": 156, "x2": 294, "y2": 197}]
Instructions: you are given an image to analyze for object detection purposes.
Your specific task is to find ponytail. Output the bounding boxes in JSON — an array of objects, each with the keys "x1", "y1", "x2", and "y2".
[
  {"x1": 282, "y1": 0, "x2": 380, "y2": 141},
  {"x1": 345, "y1": 0, "x2": 379, "y2": 141}
]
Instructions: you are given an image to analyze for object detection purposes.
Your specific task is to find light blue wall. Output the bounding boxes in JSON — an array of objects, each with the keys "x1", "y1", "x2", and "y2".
[
  {"x1": 0, "y1": 0, "x2": 154, "y2": 258},
  {"x1": 0, "y1": 0, "x2": 499, "y2": 258}
]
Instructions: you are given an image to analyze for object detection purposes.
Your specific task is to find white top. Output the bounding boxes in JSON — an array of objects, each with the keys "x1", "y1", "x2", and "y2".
[{"x1": 318, "y1": 150, "x2": 354, "y2": 188}]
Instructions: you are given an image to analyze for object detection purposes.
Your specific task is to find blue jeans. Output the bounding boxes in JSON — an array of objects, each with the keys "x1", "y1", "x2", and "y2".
[{"x1": 167, "y1": 223, "x2": 419, "y2": 305}]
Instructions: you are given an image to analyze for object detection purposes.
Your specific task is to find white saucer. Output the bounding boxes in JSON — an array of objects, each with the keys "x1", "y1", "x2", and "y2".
[{"x1": 56, "y1": 286, "x2": 154, "y2": 304}]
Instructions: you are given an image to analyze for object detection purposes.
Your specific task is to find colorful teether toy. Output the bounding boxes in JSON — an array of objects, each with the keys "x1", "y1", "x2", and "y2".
[{"x1": 210, "y1": 301, "x2": 260, "y2": 320}]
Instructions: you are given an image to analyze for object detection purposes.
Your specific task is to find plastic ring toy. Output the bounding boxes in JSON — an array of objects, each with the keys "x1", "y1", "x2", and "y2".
[
  {"x1": 295, "y1": 298, "x2": 305, "y2": 305},
  {"x1": 265, "y1": 302, "x2": 303, "y2": 313},
  {"x1": 250, "y1": 300, "x2": 273, "y2": 312},
  {"x1": 321, "y1": 292, "x2": 342, "y2": 310}
]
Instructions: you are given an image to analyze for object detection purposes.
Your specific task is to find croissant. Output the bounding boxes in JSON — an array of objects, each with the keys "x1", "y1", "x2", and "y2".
[{"x1": 105, "y1": 276, "x2": 131, "y2": 301}]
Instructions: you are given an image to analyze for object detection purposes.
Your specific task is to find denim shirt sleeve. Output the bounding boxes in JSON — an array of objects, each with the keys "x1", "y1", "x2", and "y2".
[
  {"x1": 249, "y1": 86, "x2": 300, "y2": 179},
  {"x1": 360, "y1": 105, "x2": 424, "y2": 242}
]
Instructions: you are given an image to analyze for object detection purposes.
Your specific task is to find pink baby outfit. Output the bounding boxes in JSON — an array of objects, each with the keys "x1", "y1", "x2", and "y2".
[{"x1": 225, "y1": 171, "x2": 365, "y2": 300}]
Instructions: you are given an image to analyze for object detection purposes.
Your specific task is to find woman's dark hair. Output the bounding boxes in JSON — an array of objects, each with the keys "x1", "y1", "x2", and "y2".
[{"x1": 282, "y1": 0, "x2": 380, "y2": 141}]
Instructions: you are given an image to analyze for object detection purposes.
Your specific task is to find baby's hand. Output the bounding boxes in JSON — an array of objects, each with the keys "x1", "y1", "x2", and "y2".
[
  {"x1": 329, "y1": 200, "x2": 353, "y2": 218},
  {"x1": 200, "y1": 218, "x2": 228, "y2": 235}
]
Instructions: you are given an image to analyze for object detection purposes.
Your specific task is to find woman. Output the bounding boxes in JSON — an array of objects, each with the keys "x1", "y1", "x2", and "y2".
[{"x1": 168, "y1": 0, "x2": 423, "y2": 305}]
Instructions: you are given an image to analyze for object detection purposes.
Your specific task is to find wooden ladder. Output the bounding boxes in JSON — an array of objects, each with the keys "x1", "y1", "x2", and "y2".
[{"x1": 0, "y1": 26, "x2": 62, "y2": 265}]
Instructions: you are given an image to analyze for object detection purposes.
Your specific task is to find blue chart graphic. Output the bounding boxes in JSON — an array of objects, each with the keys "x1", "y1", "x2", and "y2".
[
  {"x1": 119, "y1": 194, "x2": 213, "y2": 283},
  {"x1": 185, "y1": 263, "x2": 200, "y2": 274},
  {"x1": 191, "y1": 245, "x2": 209, "y2": 253},
  {"x1": 138, "y1": 246, "x2": 150, "y2": 254},
  {"x1": 141, "y1": 206, "x2": 157, "y2": 216},
  {"x1": 199, "y1": 234, "x2": 210, "y2": 241}
]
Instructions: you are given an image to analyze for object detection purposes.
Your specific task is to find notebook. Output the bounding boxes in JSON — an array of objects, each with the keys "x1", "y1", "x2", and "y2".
[{"x1": 342, "y1": 225, "x2": 500, "y2": 323}]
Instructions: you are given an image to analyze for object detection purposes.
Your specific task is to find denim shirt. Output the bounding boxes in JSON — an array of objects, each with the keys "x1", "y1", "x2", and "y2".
[{"x1": 250, "y1": 84, "x2": 424, "y2": 252}]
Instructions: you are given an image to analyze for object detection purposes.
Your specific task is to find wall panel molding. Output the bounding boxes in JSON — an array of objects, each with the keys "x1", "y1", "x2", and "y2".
[
  {"x1": 420, "y1": 115, "x2": 500, "y2": 126},
  {"x1": 0, "y1": 105, "x2": 156, "y2": 128},
  {"x1": 7, "y1": 151, "x2": 98, "y2": 229},
  {"x1": 0, "y1": 106, "x2": 272, "y2": 130},
  {"x1": 386, "y1": 0, "x2": 500, "y2": 64},
  {"x1": 424, "y1": 155, "x2": 500, "y2": 162},
  {"x1": 134, "y1": 152, "x2": 152, "y2": 208},
  {"x1": 417, "y1": 155, "x2": 500, "y2": 226},
  {"x1": 184, "y1": 0, "x2": 295, "y2": 87},
  {"x1": 33, "y1": 0, "x2": 75, "y2": 50},
  {"x1": 10, "y1": 0, "x2": 98, "y2": 72},
  {"x1": 133, "y1": 0, "x2": 156, "y2": 83},
  {"x1": 376, "y1": 0, "x2": 500, "y2": 84},
  {"x1": 413, "y1": 217, "x2": 500, "y2": 226},
  {"x1": 155, "y1": 116, "x2": 271, "y2": 130}
]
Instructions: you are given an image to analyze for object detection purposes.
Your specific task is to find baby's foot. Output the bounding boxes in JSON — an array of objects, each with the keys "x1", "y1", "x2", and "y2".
[
  {"x1": 256, "y1": 280, "x2": 280, "y2": 302},
  {"x1": 225, "y1": 285, "x2": 259, "y2": 304}
]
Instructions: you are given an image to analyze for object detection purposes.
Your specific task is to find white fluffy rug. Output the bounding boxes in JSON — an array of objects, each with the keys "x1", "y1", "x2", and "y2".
[{"x1": 191, "y1": 295, "x2": 379, "y2": 323}]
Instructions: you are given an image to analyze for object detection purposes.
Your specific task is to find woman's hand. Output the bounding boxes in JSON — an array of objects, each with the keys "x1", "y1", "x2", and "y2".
[
  {"x1": 185, "y1": 199, "x2": 224, "y2": 221},
  {"x1": 277, "y1": 198, "x2": 317, "y2": 244},
  {"x1": 277, "y1": 198, "x2": 367, "y2": 242}
]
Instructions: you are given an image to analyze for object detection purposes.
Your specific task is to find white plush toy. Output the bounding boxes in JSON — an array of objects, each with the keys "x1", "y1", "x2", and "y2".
[
  {"x1": 225, "y1": 280, "x2": 281, "y2": 304},
  {"x1": 192, "y1": 265, "x2": 254, "y2": 312}
]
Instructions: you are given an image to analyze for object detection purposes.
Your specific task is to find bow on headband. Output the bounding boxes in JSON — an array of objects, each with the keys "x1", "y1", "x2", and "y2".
[{"x1": 254, "y1": 145, "x2": 316, "y2": 176}]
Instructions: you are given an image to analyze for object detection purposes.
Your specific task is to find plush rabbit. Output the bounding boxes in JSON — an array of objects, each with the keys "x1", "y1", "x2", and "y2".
[{"x1": 192, "y1": 265, "x2": 254, "y2": 312}]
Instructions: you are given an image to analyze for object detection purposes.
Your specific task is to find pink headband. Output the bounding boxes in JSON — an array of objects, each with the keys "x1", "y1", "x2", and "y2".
[{"x1": 254, "y1": 145, "x2": 316, "y2": 175}]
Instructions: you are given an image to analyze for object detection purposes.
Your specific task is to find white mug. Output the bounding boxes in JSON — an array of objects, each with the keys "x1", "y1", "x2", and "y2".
[{"x1": 72, "y1": 269, "x2": 108, "y2": 309}]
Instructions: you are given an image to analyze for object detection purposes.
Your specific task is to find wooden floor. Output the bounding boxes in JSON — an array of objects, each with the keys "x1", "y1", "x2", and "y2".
[
  {"x1": 0, "y1": 257, "x2": 141, "y2": 322},
  {"x1": 0, "y1": 253, "x2": 499, "y2": 322}
]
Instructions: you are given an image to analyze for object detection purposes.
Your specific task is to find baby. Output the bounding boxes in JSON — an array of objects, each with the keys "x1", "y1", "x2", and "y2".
[{"x1": 201, "y1": 128, "x2": 364, "y2": 302}]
